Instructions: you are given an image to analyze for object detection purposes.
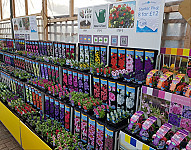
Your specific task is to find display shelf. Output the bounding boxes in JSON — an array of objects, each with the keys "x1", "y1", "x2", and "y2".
[
  {"x1": 119, "y1": 131, "x2": 155, "y2": 150},
  {"x1": 20, "y1": 121, "x2": 51, "y2": 150},
  {"x1": 0, "y1": 102, "x2": 21, "y2": 144},
  {"x1": 0, "y1": 102, "x2": 51, "y2": 150}
]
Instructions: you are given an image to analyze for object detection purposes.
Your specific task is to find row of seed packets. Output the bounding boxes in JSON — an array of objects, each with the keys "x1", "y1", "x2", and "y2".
[
  {"x1": 25, "y1": 84, "x2": 43, "y2": 110},
  {"x1": 0, "y1": 71, "x2": 24, "y2": 98},
  {"x1": 78, "y1": 44, "x2": 107, "y2": 66},
  {"x1": 93, "y1": 75, "x2": 140, "y2": 114},
  {"x1": 26, "y1": 40, "x2": 54, "y2": 56}
]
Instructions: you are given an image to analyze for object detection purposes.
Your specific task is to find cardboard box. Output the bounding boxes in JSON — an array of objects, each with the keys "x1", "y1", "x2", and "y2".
[{"x1": 179, "y1": 0, "x2": 191, "y2": 25}]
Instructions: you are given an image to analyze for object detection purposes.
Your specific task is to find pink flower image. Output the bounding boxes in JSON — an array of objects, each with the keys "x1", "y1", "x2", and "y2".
[
  {"x1": 170, "y1": 102, "x2": 183, "y2": 115},
  {"x1": 180, "y1": 118, "x2": 191, "y2": 132},
  {"x1": 109, "y1": 92, "x2": 115, "y2": 101}
]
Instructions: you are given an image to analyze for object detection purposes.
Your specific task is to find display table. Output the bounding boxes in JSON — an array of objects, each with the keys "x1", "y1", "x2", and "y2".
[
  {"x1": 119, "y1": 131, "x2": 155, "y2": 150},
  {"x1": 0, "y1": 102, "x2": 51, "y2": 150}
]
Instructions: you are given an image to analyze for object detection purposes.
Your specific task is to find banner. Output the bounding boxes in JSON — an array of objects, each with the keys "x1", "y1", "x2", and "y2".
[{"x1": 12, "y1": 16, "x2": 39, "y2": 40}]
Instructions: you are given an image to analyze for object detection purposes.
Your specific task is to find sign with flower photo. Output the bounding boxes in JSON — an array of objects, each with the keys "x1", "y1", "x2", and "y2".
[
  {"x1": 84, "y1": 45, "x2": 90, "y2": 65},
  {"x1": 101, "y1": 46, "x2": 107, "y2": 66},
  {"x1": 73, "y1": 72, "x2": 78, "y2": 92},
  {"x1": 108, "y1": 80, "x2": 117, "y2": 109},
  {"x1": 109, "y1": 1, "x2": 135, "y2": 28},
  {"x1": 60, "y1": 102, "x2": 65, "y2": 127},
  {"x1": 89, "y1": 45, "x2": 95, "y2": 66},
  {"x1": 95, "y1": 46, "x2": 101, "y2": 64}
]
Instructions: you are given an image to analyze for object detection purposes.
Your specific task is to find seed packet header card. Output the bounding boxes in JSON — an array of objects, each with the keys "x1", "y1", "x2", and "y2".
[{"x1": 78, "y1": 0, "x2": 165, "y2": 50}]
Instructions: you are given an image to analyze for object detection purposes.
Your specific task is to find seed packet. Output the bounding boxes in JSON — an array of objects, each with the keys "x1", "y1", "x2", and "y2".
[
  {"x1": 50, "y1": 97, "x2": 55, "y2": 119},
  {"x1": 44, "y1": 42, "x2": 47, "y2": 56},
  {"x1": 126, "y1": 84, "x2": 137, "y2": 115},
  {"x1": 29, "y1": 86, "x2": 33, "y2": 105},
  {"x1": 40, "y1": 63, "x2": 45, "y2": 79},
  {"x1": 62, "y1": 43, "x2": 66, "y2": 58},
  {"x1": 79, "y1": 44, "x2": 85, "y2": 62},
  {"x1": 45, "y1": 95, "x2": 50, "y2": 117},
  {"x1": 55, "y1": 66, "x2": 59, "y2": 84},
  {"x1": 96, "y1": 120, "x2": 105, "y2": 150},
  {"x1": 95, "y1": 46, "x2": 100, "y2": 64},
  {"x1": 35, "y1": 90, "x2": 40, "y2": 109},
  {"x1": 74, "y1": 108, "x2": 81, "y2": 137},
  {"x1": 135, "y1": 50, "x2": 145, "y2": 83},
  {"x1": 117, "y1": 82, "x2": 126, "y2": 110},
  {"x1": 88, "y1": 115, "x2": 96, "y2": 149},
  {"x1": 38, "y1": 92, "x2": 42, "y2": 110},
  {"x1": 83, "y1": 73, "x2": 90, "y2": 95},
  {"x1": 65, "y1": 104, "x2": 71, "y2": 131},
  {"x1": 101, "y1": 46, "x2": 107, "y2": 66},
  {"x1": 63, "y1": 68, "x2": 68, "y2": 93},
  {"x1": 51, "y1": 65, "x2": 55, "y2": 83},
  {"x1": 58, "y1": 43, "x2": 62, "y2": 58},
  {"x1": 68, "y1": 70, "x2": 73, "y2": 92},
  {"x1": 108, "y1": 80, "x2": 117, "y2": 109},
  {"x1": 89, "y1": 45, "x2": 95, "y2": 66},
  {"x1": 60, "y1": 102, "x2": 65, "y2": 127},
  {"x1": 118, "y1": 48, "x2": 125, "y2": 70},
  {"x1": 104, "y1": 126, "x2": 116, "y2": 150},
  {"x1": 47, "y1": 64, "x2": 52, "y2": 81},
  {"x1": 70, "y1": 44, "x2": 75, "y2": 60},
  {"x1": 81, "y1": 112, "x2": 88, "y2": 143},
  {"x1": 25, "y1": 85, "x2": 30, "y2": 103},
  {"x1": 126, "y1": 49, "x2": 134, "y2": 73},
  {"x1": 66, "y1": 44, "x2": 70, "y2": 59},
  {"x1": 54, "y1": 42, "x2": 58, "y2": 57},
  {"x1": 78, "y1": 72, "x2": 84, "y2": 93},
  {"x1": 110, "y1": 47, "x2": 118, "y2": 69},
  {"x1": 73, "y1": 71, "x2": 78, "y2": 92},
  {"x1": 32, "y1": 88, "x2": 36, "y2": 107},
  {"x1": 100, "y1": 78, "x2": 108, "y2": 105},
  {"x1": 84, "y1": 45, "x2": 89, "y2": 65},
  {"x1": 44, "y1": 64, "x2": 48, "y2": 80},
  {"x1": 145, "y1": 51, "x2": 155, "y2": 75},
  {"x1": 93, "y1": 76, "x2": 100, "y2": 99},
  {"x1": 55, "y1": 100, "x2": 60, "y2": 122}
]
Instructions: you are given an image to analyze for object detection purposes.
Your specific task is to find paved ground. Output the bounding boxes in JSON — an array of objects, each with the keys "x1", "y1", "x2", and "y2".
[{"x1": 0, "y1": 121, "x2": 22, "y2": 150}]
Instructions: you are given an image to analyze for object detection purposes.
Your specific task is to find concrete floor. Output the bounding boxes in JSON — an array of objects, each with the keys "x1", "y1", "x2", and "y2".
[{"x1": 0, "y1": 121, "x2": 22, "y2": 150}]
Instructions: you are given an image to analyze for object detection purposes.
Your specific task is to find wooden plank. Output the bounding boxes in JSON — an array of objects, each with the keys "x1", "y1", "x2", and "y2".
[
  {"x1": 184, "y1": 24, "x2": 191, "y2": 48},
  {"x1": 178, "y1": 17, "x2": 186, "y2": 47},
  {"x1": 164, "y1": 19, "x2": 186, "y2": 23},
  {"x1": 12, "y1": 0, "x2": 16, "y2": 18},
  {"x1": 25, "y1": 0, "x2": 28, "y2": 16},
  {"x1": 162, "y1": 36, "x2": 185, "y2": 40},
  {"x1": 70, "y1": 0, "x2": 74, "y2": 17},
  {"x1": 161, "y1": 13, "x2": 169, "y2": 47},
  {"x1": 164, "y1": 5, "x2": 179, "y2": 13},
  {"x1": 48, "y1": 16, "x2": 78, "y2": 23},
  {"x1": 0, "y1": 0, "x2": 2, "y2": 19},
  {"x1": 42, "y1": 0, "x2": 48, "y2": 40},
  {"x1": 165, "y1": 0, "x2": 183, "y2": 6}
]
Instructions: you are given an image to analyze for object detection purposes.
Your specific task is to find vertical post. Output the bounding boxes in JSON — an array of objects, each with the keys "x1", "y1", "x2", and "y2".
[
  {"x1": 69, "y1": 0, "x2": 74, "y2": 17},
  {"x1": 42, "y1": 0, "x2": 48, "y2": 41},
  {"x1": 25, "y1": 0, "x2": 28, "y2": 16},
  {"x1": 184, "y1": 24, "x2": 191, "y2": 49},
  {"x1": 54, "y1": 22, "x2": 57, "y2": 41},
  {"x1": 71, "y1": 20, "x2": 74, "y2": 42},
  {"x1": 0, "y1": 0, "x2": 3, "y2": 19},
  {"x1": 10, "y1": 0, "x2": 14, "y2": 39},
  {"x1": 12, "y1": 0, "x2": 15, "y2": 18},
  {"x1": 60, "y1": 22, "x2": 62, "y2": 41}
]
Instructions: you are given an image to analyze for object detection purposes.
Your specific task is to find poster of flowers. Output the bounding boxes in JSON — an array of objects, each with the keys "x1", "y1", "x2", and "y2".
[
  {"x1": 88, "y1": 117, "x2": 96, "y2": 149},
  {"x1": 74, "y1": 109, "x2": 81, "y2": 137},
  {"x1": 81, "y1": 113, "x2": 88, "y2": 143},
  {"x1": 108, "y1": 1, "x2": 136, "y2": 28}
]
